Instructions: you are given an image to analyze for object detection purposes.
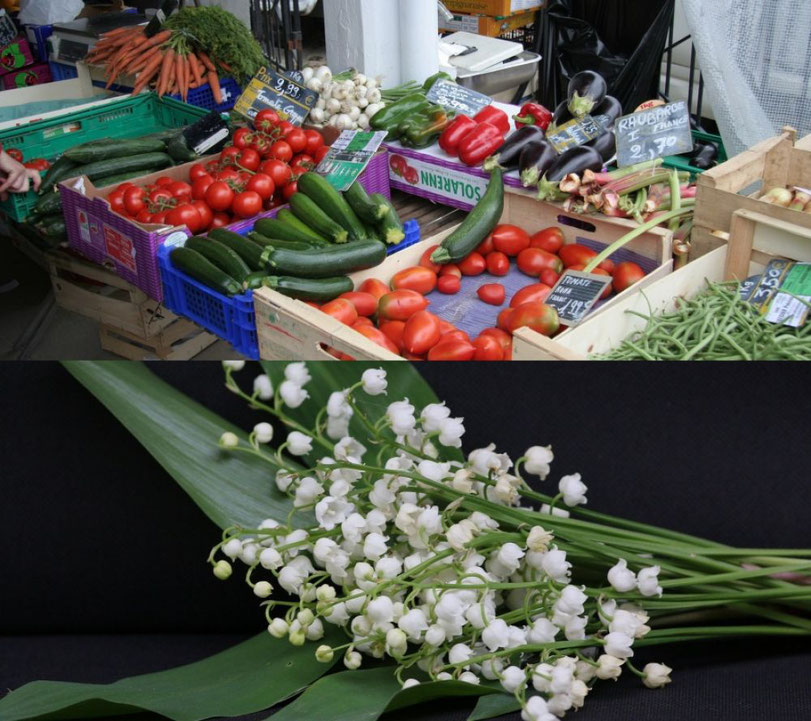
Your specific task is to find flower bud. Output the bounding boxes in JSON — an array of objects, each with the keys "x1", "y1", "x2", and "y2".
[
  {"x1": 385, "y1": 628, "x2": 408, "y2": 656},
  {"x1": 642, "y1": 663, "x2": 672, "y2": 689},
  {"x1": 401, "y1": 678, "x2": 420, "y2": 689},
  {"x1": 268, "y1": 618, "x2": 289, "y2": 638},
  {"x1": 219, "y1": 432, "x2": 239, "y2": 449},
  {"x1": 344, "y1": 650, "x2": 362, "y2": 670},
  {"x1": 253, "y1": 422, "x2": 274, "y2": 444},
  {"x1": 222, "y1": 361, "x2": 245, "y2": 371},
  {"x1": 316, "y1": 584, "x2": 337, "y2": 602},
  {"x1": 212, "y1": 560, "x2": 232, "y2": 580},
  {"x1": 289, "y1": 628, "x2": 306, "y2": 646},
  {"x1": 297, "y1": 608, "x2": 315, "y2": 627},
  {"x1": 253, "y1": 581, "x2": 273, "y2": 598},
  {"x1": 315, "y1": 645, "x2": 334, "y2": 663}
]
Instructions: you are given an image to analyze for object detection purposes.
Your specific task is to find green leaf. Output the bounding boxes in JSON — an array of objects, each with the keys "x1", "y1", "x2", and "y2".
[
  {"x1": 468, "y1": 693, "x2": 521, "y2": 721},
  {"x1": 0, "y1": 632, "x2": 342, "y2": 721},
  {"x1": 265, "y1": 667, "x2": 499, "y2": 721},
  {"x1": 64, "y1": 362, "x2": 301, "y2": 530}
]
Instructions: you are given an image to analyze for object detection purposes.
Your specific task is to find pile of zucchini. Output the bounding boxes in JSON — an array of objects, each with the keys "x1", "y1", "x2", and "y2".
[
  {"x1": 170, "y1": 172, "x2": 406, "y2": 302},
  {"x1": 24, "y1": 128, "x2": 202, "y2": 244}
]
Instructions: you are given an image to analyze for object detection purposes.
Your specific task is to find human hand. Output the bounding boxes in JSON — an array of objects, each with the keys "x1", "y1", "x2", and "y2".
[{"x1": 0, "y1": 151, "x2": 42, "y2": 200}]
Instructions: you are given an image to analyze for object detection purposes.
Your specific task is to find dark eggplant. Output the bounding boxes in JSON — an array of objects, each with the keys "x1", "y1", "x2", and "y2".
[
  {"x1": 691, "y1": 143, "x2": 719, "y2": 170},
  {"x1": 584, "y1": 131, "x2": 617, "y2": 163},
  {"x1": 487, "y1": 125, "x2": 546, "y2": 170},
  {"x1": 550, "y1": 99, "x2": 575, "y2": 131},
  {"x1": 519, "y1": 139, "x2": 559, "y2": 188},
  {"x1": 537, "y1": 146, "x2": 604, "y2": 200},
  {"x1": 591, "y1": 95, "x2": 623, "y2": 130},
  {"x1": 567, "y1": 70, "x2": 608, "y2": 117}
]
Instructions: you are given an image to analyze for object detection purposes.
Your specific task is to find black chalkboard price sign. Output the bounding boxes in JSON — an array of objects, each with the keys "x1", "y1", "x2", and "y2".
[
  {"x1": 546, "y1": 270, "x2": 613, "y2": 326},
  {"x1": 615, "y1": 101, "x2": 694, "y2": 168},
  {"x1": 0, "y1": 10, "x2": 18, "y2": 47},
  {"x1": 426, "y1": 79, "x2": 491, "y2": 117},
  {"x1": 234, "y1": 67, "x2": 319, "y2": 125},
  {"x1": 547, "y1": 115, "x2": 604, "y2": 153}
]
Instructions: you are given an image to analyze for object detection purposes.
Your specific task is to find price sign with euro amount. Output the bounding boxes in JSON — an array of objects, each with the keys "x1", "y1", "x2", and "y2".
[
  {"x1": 234, "y1": 67, "x2": 319, "y2": 126},
  {"x1": 615, "y1": 101, "x2": 694, "y2": 168},
  {"x1": 546, "y1": 271, "x2": 613, "y2": 326},
  {"x1": 426, "y1": 80, "x2": 491, "y2": 117}
]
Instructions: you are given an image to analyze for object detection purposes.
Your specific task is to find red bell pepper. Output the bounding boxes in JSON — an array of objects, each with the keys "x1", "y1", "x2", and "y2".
[
  {"x1": 473, "y1": 106, "x2": 510, "y2": 135},
  {"x1": 458, "y1": 123, "x2": 505, "y2": 167},
  {"x1": 438, "y1": 115, "x2": 478, "y2": 156},
  {"x1": 514, "y1": 102, "x2": 554, "y2": 131}
]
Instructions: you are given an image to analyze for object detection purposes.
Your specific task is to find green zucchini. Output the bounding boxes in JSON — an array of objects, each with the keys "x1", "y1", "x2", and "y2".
[
  {"x1": 78, "y1": 153, "x2": 172, "y2": 184},
  {"x1": 207, "y1": 228, "x2": 265, "y2": 271},
  {"x1": 297, "y1": 172, "x2": 366, "y2": 240},
  {"x1": 96, "y1": 168, "x2": 165, "y2": 188},
  {"x1": 431, "y1": 167, "x2": 504, "y2": 264},
  {"x1": 263, "y1": 240, "x2": 387, "y2": 279},
  {"x1": 170, "y1": 247, "x2": 241, "y2": 296},
  {"x1": 242, "y1": 272, "x2": 269, "y2": 291},
  {"x1": 361, "y1": 219, "x2": 381, "y2": 242},
  {"x1": 40, "y1": 217, "x2": 67, "y2": 239},
  {"x1": 165, "y1": 133, "x2": 197, "y2": 163},
  {"x1": 247, "y1": 232, "x2": 315, "y2": 252},
  {"x1": 289, "y1": 190, "x2": 349, "y2": 244},
  {"x1": 344, "y1": 181, "x2": 387, "y2": 223},
  {"x1": 65, "y1": 139, "x2": 168, "y2": 164},
  {"x1": 275, "y1": 208, "x2": 330, "y2": 244},
  {"x1": 141, "y1": 128, "x2": 188, "y2": 143},
  {"x1": 31, "y1": 190, "x2": 62, "y2": 218},
  {"x1": 185, "y1": 236, "x2": 251, "y2": 283},
  {"x1": 254, "y1": 216, "x2": 329, "y2": 246},
  {"x1": 371, "y1": 193, "x2": 405, "y2": 245},
  {"x1": 39, "y1": 155, "x2": 80, "y2": 194},
  {"x1": 261, "y1": 275, "x2": 354, "y2": 302}
]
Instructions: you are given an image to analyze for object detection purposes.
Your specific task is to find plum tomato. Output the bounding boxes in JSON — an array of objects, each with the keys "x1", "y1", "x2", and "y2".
[
  {"x1": 479, "y1": 328, "x2": 512, "y2": 354},
  {"x1": 477, "y1": 232, "x2": 495, "y2": 256},
  {"x1": 508, "y1": 301, "x2": 560, "y2": 337},
  {"x1": 427, "y1": 339, "x2": 476, "y2": 361},
  {"x1": 492, "y1": 224, "x2": 531, "y2": 256},
  {"x1": 472, "y1": 335, "x2": 505, "y2": 361},
  {"x1": 379, "y1": 320, "x2": 407, "y2": 352},
  {"x1": 477, "y1": 283, "x2": 506, "y2": 306},
  {"x1": 530, "y1": 227, "x2": 565, "y2": 254},
  {"x1": 320, "y1": 298, "x2": 358, "y2": 326},
  {"x1": 439, "y1": 263, "x2": 462, "y2": 279},
  {"x1": 539, "y1": 269, "x2": 560, "y2": 288},
  {"x1": 559, "y1": 244, "x2": 597, "y2": 268},
  {"x1": 378, "y1": 289, "x2": 429, "y2": 321},
  {"x1": 403, "y1": 311, "x2": 442, "y2": 355},
  {"x1": 391, "y1": 266, "x2": 437, "y2": 295},
  {"x1": 510, "y1": 283, "x2": 553, "y2": 308},
  {"x1": 358, "y1": 278, "x2": 390, "y2": 301},
  {"x1": 355, "y1": 325, "x2": 400, "y2": 355},
  {"x1": 486, "y1": 251, "x2": 510, "y2": 277},
  {"x1": 419, "y1": 245, "x2": 442, "y2": 273},
  {"x1": 337, "y1": 291, "x2": 378, "y2": 317},
  {"x1": 612, "y1": 262, "x2": 646, "y2": 294},
  {"x1": 437, "y1": 275, "x2": 461, "y2": 294},
  {"x1": 457, "y1": 252, "x2": 486, "y2": 276},
  {"x1": 497, "y1": 307, "x2": 514, "y2": 332},
  {"x1": 516, "y1": 247, "x2": 563, "y2": 277}
]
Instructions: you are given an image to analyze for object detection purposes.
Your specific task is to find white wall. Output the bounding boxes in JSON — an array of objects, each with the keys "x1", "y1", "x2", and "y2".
[{"x1": 198, "y1": 0, "x2": 251, "y2": 28}]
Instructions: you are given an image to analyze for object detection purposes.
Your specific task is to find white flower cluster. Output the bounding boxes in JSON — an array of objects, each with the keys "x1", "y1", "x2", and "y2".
[{"x1": 214, "y1": 364, "x2": 672, "y2": 719}]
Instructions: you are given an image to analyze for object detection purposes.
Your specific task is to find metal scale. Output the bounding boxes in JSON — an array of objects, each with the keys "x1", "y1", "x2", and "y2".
[{"x1": 49, "y1": 12, "x2": 145, "y2": 66}]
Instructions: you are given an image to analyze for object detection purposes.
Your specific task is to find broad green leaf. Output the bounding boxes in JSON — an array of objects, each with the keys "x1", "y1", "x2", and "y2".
[
  {"x1": 0, "y1": 631, "x2": 342, "y2": 721},
  {"x1": 468, "y1": 693, "x2": 521, "y2": 721},
  {"x1": 261, "y1": 362, "x2": 464, "y2": 464},
  {"x1": 266, "y1": 667, "x2": 499, "y2": 721},
  {"x1": 64, "y1": 361, "x2": 301, "y2": 530}
]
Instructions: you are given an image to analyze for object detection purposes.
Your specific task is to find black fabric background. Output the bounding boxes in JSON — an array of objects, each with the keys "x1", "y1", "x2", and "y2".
[{"x1": 1, "y1": 362, "x2": 810, "y2": 720}]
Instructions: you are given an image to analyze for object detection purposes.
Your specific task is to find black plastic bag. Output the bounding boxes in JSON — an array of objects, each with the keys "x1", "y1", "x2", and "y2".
[{"x1": 540, "y1": 0, "x2": 675, "y2": 115}]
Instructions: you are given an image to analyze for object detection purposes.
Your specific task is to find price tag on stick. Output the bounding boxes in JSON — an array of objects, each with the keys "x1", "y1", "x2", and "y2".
[
  {"x1": 547, "y1": 115, "x2": 604, "y2": 153},
  {"x1": 615, "y1": 101, "x2": 694, "y2": 167},
  {"x1": 426, "y1": 79, "x2": 491, "y2": 117},
  {"x1": 316, "y1": 130, "x2": 388, "y2": 192},
  {"x1": 234, "y1": 66, "x2": 319, "y2": 125},
  {"x1": 546, "y1": 270, "x2": 613, "y2": 326}
]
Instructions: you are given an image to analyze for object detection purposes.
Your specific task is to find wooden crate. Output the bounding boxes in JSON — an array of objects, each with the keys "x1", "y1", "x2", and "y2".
[
  {"x1": 99, "y1": 318, "x2": 217, "y2": 360},
  {"x1": 692, "y1": 127, "x2": 811, "y2": 273},
  {"x1": 254, "y1": 191, "x2": 673, "y2": 361},
  {"x1": 439, "y1": 10, "x2": 539, "y2": 37}
]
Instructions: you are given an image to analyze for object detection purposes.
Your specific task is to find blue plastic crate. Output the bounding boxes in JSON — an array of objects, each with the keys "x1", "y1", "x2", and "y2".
[
  {"x1": 158, "y1": 244, "x2": 259, "y2": 359},
  {"x1": 168, "y1": 77, "x2": 242, "y2": 113},
  {"x1": 48, "y1": 61, "x2": 76, "y2": 81},
  {"x1": 386, "y1": 219, "x2": 420, "y2": 255},
  {"x1": 26, "y1": 24, "x2": 53, "y2": 63}
]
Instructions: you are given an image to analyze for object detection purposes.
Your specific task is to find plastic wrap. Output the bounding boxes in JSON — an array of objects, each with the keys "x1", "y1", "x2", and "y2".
[{"x1": 18, "y1": 0, "x2": 83, "y2": 25}]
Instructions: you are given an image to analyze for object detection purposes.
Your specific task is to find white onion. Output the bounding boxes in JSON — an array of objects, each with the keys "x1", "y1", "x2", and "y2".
[
  {"x1": 367, "y1": 88, "x2": 382, "y2": 103},
  {"x1": 366, "y1": 103, "x2": 384, "y2": 119},
  {"x1": 301, "y1": 67, "x2": 315, "y2": 82},
  {"x1": 357, "y1": 114, "x2": 370, "y2": 130},
  {"x1": 355, "y1": 85, "x2": 368, "y2": 99},
  {"x1": 306, "y1": 78, "x2": 323, "y2": 93},
  {"x1": 335, "y1": 114, "x2": 354, "y2": 130},
  {"x1": 340, "y1": 100, "x2": 356, "y2": 114},
  {"x1": 332, "y1": 85, "x2": 348, "y2": 100},
  {"x1": 342, "y1": 80, "x2": 355, "y2": 94},
  {"x1": 309, "y1": 108, "x2": 325, "y2": 124},
  {"x1": 326, "y1": 98, "x2": 342, "y2": 114},
  {"x1": 357, "y1": 96, "x2": 369, "y2": 109},
  {"x1": 315, "y1": 97, "x2": 326, "y2": 110},
  {"x1": 347, "y1": 106, "x2": 361, "y2": 121},
  {"x1": 354, "y1": 73, "x2": 367, "y2": 86},
  {"x1": 315, "y1": 65, "x2": 332, "y2": 82}
]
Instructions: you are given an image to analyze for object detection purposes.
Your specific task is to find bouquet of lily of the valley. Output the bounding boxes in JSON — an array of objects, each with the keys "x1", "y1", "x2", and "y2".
[{"x1": 2, "y1": 362, "x2": 809, "y2": 721}]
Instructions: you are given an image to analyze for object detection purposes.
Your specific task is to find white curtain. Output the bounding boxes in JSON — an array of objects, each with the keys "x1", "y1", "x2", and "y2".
[{"x1": 682, "y1": 0, "x2": 811, "y2": 155}]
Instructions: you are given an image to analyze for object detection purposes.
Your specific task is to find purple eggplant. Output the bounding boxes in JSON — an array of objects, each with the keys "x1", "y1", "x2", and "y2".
[
  {"x1": 537, "y1": 145, "x2": 604, "y2": 200},
  {"x1": 487, "y1": 125, "x2": 546, "y2": 170},
  {"x1": 550, "y1": 99, "x2": 575, "y2": 131},
  {"x1": 519, "y1": 139, "x2": 559, "y2": 188},
  {"x1": 567, "y1": 70, "x2": 608, "y2": 117},
  {"x1": 591, "y1": 95, "x2": 623, "y2": 130},
  {"x1": 584, "y1": 131, "x2": 616, "y2": 163}
]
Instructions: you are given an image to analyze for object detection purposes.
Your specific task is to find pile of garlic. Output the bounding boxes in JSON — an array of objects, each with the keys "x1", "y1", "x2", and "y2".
[{"x1": 304, "y1": 66, "x2": 385, "y2": 131}]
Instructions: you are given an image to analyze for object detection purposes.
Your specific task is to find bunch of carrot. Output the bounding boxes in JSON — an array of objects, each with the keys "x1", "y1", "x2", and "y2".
[{"x1": 85, "y1": 26, "x2": 225, "y2": 105}]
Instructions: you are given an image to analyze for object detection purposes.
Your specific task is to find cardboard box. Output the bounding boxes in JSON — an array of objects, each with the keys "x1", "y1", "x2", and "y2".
[
  {"x1": 253, "y1": 189, "x2": 673, "y2": 361},
  {"x1": 439, "y1": 10, "x2": 538, "y2": 37},
  {"x1": 443, "y1": 0, "x2": 544, "y2": 16}
]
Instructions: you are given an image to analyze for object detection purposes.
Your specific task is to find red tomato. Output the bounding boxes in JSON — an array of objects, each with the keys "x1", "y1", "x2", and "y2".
[
  {"x1": 473, "y1": 335, "x2": 505, "y2": 361},
  {"x1": 338, "y1": 291, "x2": 378, "y2": 317},
  {"x1": 440, "y1": 263, "x2": 462, "y2": 279},
  {"x1": 232, "y1": 190, "x2": 263, "y2": 219},
  {"x1": 510, "y1": 283, "x2": 553, "y2": 308},
  {"x1": 442, "y1": 330, "x2": 470, "y2": 344},
  {"x1": 304, "y1": 129, "x2": 325, "y2": 156},
  {"x1": 320, "y1": 298, "x2": 358, "y2": 326},
  {"x1": 508, "y1": 302, "x2": 560, "y2": 337},
  {"x1": 477, "y1": 233, "x2": 495, "y2": 256},
  {"x1": 419, "y1": 245, "x2": 442, "y2": 273},
  {"x1": 210, "y1": 212, "x2": 231, "y2": 229},
  {"x1": 530, "y1": 227, "x2": 565, "y2": 254},
  {"x1": 192, "y1": 201, "x2": 213, "y2": 231},
  {"x1": 516, "y1": 247, "x2": 564, "y2": 277},
  {"x1": 252, "y1": 135, "x2": 273, "y2": 158},
  {"x1": 290, "y1": 154, "x2": 315, "y2": 172},
  {"x1": 155, "y1": 176, "x2": 174, "y2": 187},
  {"x1": 458, "y1": 252, "x2": 486, "y2": 276},
  {"x1": 378, "y1": 289, "x2": 429, "y2": 321},
  {"x1": 216, "y1": 167, "x2": 240, "y2": 184},
  {"x1": 539, "y1": 269, "x2": 560, "y2": 288},
  {"x1": 192, "y1": 176, "x2": 215, "y2": 201},
  {"x1": 108, "y1": 189, "x2": 126, "y2": 214},
  {"x1": 115, "y1": 182, "x2": 135, "y2": 193},
  {"x1": 492, "y1": 225, "x2": 531, "y2": 256},
  {"x1": 379, "y1": 320, "x2": 406, "y2": 352},
  {"x1": 282, "y1": 174, "x2": 300, "y2": 201},
  {"x1": 7, "y1": 148, "x2": 23, "y2": 162},
  {"x1": 220, "y1": 146, "x2": 242, "y2": 166},
  {"x1": 166, "y1": 204, "x2": 202, "y2": 233},
  {"x1": 352, "y1": 317, "x2": 374, "y2": 330},
  {"x1": 438, "y1": 319, "x2": 457, "y2": 336},
  {"x1": 479, "y1": 328, "x2": 512, "y2": 354},
  {"x1": 314, "y1": 146, "x2": 330, "y2": 164},
  {"x1": 206, "y1": 181, "x2": 235, "y2": 212},
  {"x1": 599, "y1": 259, "x2": 615, "y2": 274},
  {"x1": 403, "y1": 311, "x2": 442, "y2": 355},
  {"x1": 277, "y1": 121, "x2": 295, "y2": 137},
  {"x1": 255, "y1": 109, "x2": 281, "y2": 132},
  {"x1": 189, "y1": 163, "x2": 210, "y2": 181},
  {"x1": 497, "y1": 308, "x2": 514, "y2": 332},
  {"x1": 427, "y1": 339, "x2": 476, "y2": 361},
  {"x1": 232, "y1": 128, "x2": 253, "y2": 150},
  {"x1": 123, "y1": 187, "x2": 146, "y2": 216},
  {"x1": 270, "y1": 140, "x2": 293, "y2": 163},
  {"x1": 355, "y1": 325, "x2": 401, "y2": 356},
  {"x1": 612, "y1": 262, "x2": 646, "y2": 294},
  {"x1": 486, "y1": 251, "x2": 510, "y2": 277},
  {"x1": 358, "y1": 278, "x2": 390, "y2": 301},
  {"x1": 135, "y1": 209, "x2": 154, "y2": 223},
  {"x1": 437, "y1": 275, "x2": 461, "y2": 294},
  {"x1": 148, "y1": 187, "x2": 174, "y2": 206},
  {"x1": 477, "y1": 283, "x2": 506, "y2": 306},
  {"x1": 391, "y1": 266, "x2": 437, "y2": 295},
  {"x1": 152, "y1": 210, "x2": 168, "y2": 224},
  {"x1": 164, "y1": 181, "x2": 190, "y2": 201},
  {"x1": 246, "y1": 173, "x2": 275, "y2": 200},
  {"x1": 237, "y1": 148, "x2": 261, "y2": 172},
  {"x1": 205, "y1": 159, "x2": 220, "y2": 174},
  {"x1": 559, "y1": 244, "x2": 598, "y2": 268},
  {"x1": 286, "y1": 128, "x2": 308, "y2": 154}
]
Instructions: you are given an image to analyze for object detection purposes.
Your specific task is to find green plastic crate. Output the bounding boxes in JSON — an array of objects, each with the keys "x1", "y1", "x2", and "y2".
[
  {"x1": 663, "y1": 129, "x2": 728, "y2": 176},
  {"x1": 0, "y1": 93, "x2": 207, "y2": 222}
]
